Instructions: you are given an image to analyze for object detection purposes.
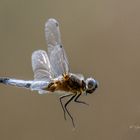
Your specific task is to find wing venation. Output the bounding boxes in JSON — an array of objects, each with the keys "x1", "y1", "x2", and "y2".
[
  {"x1": 32, "y1": 50, "x2": 53, "y2": 81},
  {"x1": 45, "y1": 18, "x2": 69, "y2": 77}
]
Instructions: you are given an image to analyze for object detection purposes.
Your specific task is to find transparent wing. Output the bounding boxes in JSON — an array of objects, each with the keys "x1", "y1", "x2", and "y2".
[
  {"x1": 45, "y1": 18, "x2": 69, "y2": 77},
  {"x1": 75, "y1": 74, "x2": 85, "y2": 81},
  {"x1": 32, "y1": 50, "x2": 53, "y2": 81}
]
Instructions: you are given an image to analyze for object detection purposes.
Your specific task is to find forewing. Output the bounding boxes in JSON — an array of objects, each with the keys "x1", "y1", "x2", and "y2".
[
  {"x1": 45, "y1": 18, "x2": 69, "y2": 77},
  {"x1": 32, "y1": 50, "x2": 53, "y2": 81},
  {"x1": 75, "y1": 74, "x2": 85, "y2": 81}
]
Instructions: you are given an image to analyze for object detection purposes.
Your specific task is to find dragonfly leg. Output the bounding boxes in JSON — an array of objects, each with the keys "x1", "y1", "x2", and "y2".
[
  {"x1": 74, "y1": 93, "x2": 89, "y2": 106},
  {"x1": 64, "y1": 93, "x2": 77, "y2": 127},
  {"x1": 59, "y1": 94, "x2": 73, "y2": 120}
]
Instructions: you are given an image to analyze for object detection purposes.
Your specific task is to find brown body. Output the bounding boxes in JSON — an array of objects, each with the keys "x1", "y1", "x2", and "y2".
[{"x1": 45, "y1": 74, "x2": 86, "y2": 94}]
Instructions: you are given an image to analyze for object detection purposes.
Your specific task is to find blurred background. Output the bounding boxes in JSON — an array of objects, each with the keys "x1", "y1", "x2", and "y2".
[{"x1": 0, "y1": 0, "x2": 140, "y2": 140}]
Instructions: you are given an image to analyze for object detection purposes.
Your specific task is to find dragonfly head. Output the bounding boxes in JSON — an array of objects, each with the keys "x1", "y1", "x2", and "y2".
[{"x1": 85, "y1": 78, "x2": 98, "y2": 94}]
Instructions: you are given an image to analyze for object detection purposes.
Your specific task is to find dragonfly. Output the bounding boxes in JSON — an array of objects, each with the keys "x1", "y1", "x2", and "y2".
[{"x1": 0, "y1": 18, "x2": 98, "y2": 127}]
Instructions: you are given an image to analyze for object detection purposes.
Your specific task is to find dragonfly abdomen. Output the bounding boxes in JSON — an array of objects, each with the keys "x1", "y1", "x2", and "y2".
[
  {"x1": 0, "y1": 77, "x2": 32, "y2": 89},
  {"x1": 0, "y1": 77, "x2": 9, "y2": 84}
]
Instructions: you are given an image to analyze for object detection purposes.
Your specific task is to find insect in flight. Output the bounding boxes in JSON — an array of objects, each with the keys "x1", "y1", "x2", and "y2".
[{"x1": 0, "y1": 18, "x2": 98, "y2": 127}]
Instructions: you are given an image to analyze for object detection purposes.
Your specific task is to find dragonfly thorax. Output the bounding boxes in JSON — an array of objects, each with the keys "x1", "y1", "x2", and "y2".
[{"x1": 45, "y1": 73, "x2": 86, "y2": 94}]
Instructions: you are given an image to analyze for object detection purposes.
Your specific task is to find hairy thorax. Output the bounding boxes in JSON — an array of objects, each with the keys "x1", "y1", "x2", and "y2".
[{"x1": 45, "y1": 74, "x2": 86, "y2": 94}]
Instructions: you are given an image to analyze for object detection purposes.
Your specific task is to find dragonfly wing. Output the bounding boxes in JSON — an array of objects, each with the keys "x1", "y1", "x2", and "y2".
[
  {"x1": 45, "y1": 18, "x2": 69, "y2": 77},
  {"x1": 32, "y1": 50, "x2": 54, "y2": 81},
  {"x1": 75, "y1": 74, "x2": 85, "y2": 81}
]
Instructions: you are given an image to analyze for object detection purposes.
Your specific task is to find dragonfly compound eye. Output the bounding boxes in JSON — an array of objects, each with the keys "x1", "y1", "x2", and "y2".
[{"x1": 86, "y1": 78, "x2": 98, "y2": 94}]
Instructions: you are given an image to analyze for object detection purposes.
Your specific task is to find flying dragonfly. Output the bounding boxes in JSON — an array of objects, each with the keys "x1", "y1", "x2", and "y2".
[{"x1": 0, "y1": 18, "x2": 98, "y2": 127}]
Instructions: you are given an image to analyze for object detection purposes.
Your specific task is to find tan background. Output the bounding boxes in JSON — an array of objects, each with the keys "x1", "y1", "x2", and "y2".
[{"x1": 0, "y1": 0, "x2": 140, "y2": 140}]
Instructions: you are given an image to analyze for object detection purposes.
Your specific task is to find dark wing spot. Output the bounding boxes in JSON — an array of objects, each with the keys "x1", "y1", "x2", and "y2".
[
  {"x1": 60, "y1": 45, "x2": 63, "y2": 48},
  {"x1": 55, "y1": 22, "x2": 59, "y2": 27}
]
